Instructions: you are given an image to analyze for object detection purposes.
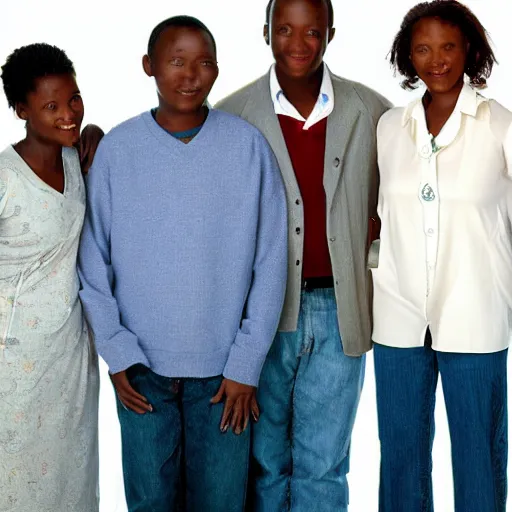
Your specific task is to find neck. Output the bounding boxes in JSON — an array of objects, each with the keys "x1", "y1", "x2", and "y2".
[
  {"x1": 424, "y1": 79, "x2": 464, "y2": 113},
  {"x1": 155, "y1": 103, "x2": 208, "y2": 134},
  {"x1": 15, "y1": 135, "x2": 62, "y2": 172},
  {"x1": 275, "y1": 63, "x2": 324, "y2": 113}
]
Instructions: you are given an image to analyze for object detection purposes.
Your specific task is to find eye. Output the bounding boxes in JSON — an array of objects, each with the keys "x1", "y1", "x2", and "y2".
[
  {"x1": 200, "y1": 60, "x2": 216, "y2": 67},
  {"x1": 44, "y1": 102, "x2": 57, "y2": 111},
  {"x1": 307, "y1": 29, "x2": 321, "y2": 38},
  {"x1": 415, "y1": 46, "x2": 428, "y2": 54},
  {"x1": 71, "y1": 94, "x2": 82, "y2": 104},
  {"x1": 277, "y1": 26, "x2": 290, "y2": 35},
  {"x1": 170, "y1": 58, "x2": 184, "y2": 66},
  {"x1": 445, "y1": 43, "x2": 455, "y2": 50}
]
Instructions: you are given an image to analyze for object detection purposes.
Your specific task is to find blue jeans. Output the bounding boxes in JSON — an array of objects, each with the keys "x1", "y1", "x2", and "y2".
[
  {"x1": 374, "y1": 341, "x2": 508, "y2": 512},
  {"x1": 116, "y1": 366, "x2": 250, "y2": 512},
  {"x1": 251, "y1": 288, "x2": 365, "y2": 512}
]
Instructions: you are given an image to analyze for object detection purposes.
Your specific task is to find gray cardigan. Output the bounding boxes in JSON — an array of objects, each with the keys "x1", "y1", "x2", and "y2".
[{"x1": 216, "y1": 69, "x2": 391, "y2": 356}]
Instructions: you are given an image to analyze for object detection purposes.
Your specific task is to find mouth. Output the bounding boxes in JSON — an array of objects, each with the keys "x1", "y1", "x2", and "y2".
[
  {"x1": 288, "y1": 54, "x2": 311, "y2": 62},
  {"x1": 177, "y1": 89, "x2": 201, "y2": 97},
  {"x1": 428, "y1": 70, "x2": 449, "y2": 79},
  {"x1": 57, "y1": 124, "x2": 78, "y2": 131}
]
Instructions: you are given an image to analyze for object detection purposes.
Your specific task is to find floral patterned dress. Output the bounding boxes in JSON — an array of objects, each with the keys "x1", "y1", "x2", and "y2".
[{"x1": 0, "y1": 145, "x2": 99, "y2": 511}]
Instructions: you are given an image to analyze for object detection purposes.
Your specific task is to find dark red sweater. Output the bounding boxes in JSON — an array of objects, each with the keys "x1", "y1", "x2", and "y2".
[{"x1": 278, "y1": 115, "x2": 332, "y2": 279}]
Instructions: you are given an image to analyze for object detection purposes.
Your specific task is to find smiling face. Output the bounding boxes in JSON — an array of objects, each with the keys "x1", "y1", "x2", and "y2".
[
  {"x1": 267, "y1": 0, "x2": 333, "y2": 80},
  {"x1": 144, "y1": 26, "x2": 218, "y2": 116},
  {"x1": 410, "y1": 16, "x2": 467, "y2": 95},
  {"x1": 16, "y1": 73, "x2": 84, "y2": 147}
]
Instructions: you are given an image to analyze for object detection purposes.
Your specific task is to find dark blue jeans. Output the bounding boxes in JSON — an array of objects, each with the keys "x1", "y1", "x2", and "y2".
[
  {"x1": 116, "y1": 366, "x2": 250, "y2": 512},
  {"x1": 374, "y1": 342, "x2": 508, "y2": 512},
  {"x1": 252, "y1": 288, "x2": 365, "y2": 512}
]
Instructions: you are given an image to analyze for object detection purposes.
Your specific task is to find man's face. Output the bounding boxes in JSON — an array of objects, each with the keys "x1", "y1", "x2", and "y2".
[
  {"x1": 145, "y1": 26, "x2": 218, "y2": 115},
  {"x1": 266, "y1": 0, "x2": 333, "y2": 80}
]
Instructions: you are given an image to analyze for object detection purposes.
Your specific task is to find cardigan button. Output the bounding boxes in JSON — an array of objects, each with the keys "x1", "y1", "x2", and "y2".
[
  {"x1": 296, "y1": 227, "x2": 301, "y2": 234},
  {"x1": 295, "y1": 199, "x2": 300, "y2": 205},
  {"x1": 333, "y1": 157, "x2": 340, "y2": 168},
  {"x1": 296, "y1": 260, "x2": 300, "y2": 266}
]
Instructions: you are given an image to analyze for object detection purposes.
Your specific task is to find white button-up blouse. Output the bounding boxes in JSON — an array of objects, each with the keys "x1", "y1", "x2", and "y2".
[{"x1": 372, "y1": 83, "x2": 512, "y2": 353}]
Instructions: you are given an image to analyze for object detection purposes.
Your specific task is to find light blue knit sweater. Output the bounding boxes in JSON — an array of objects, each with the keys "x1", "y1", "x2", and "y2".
[{"x1": 78, "y1": 109, "x2": 287, "y2": 386}]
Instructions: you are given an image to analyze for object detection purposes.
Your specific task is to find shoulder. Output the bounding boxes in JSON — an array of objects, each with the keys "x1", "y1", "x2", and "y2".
[
  {"x1": 101, "y1": 113, "x2": 149, "y2": 148},
  {"x1": 487, "y1": 98, "x2": 512, "y2": 145},
  {"x1": 331, "y1": 73, "x2": 393, "y2": 122},
  {"x1": 209, "y1": 109, "x2": 268, "y2": 142},
  {"x1": 62, "y1": 146, "x2": 81, "y2": 170},
  {"x1": 0, "y1": 147, "x2": 22, "y2": 210},
  {"x1": 376, "y1": 107, "x2": 408, "y2": 151},
  {"x1": 208, "y1": 110, "x2": 276, "y2": 166},
  {"x1": 377, "y1": 106, "x2": 406, "y2": 130},
  {"x1": 215, "y1": 75, "x2": 266, "y2": 116},
  {"x1": 488, "y1": 98, "x2": 512, "y2": 125},
  {"x1": 0, "y1": 146, "x2": 22, "y2": 181}
]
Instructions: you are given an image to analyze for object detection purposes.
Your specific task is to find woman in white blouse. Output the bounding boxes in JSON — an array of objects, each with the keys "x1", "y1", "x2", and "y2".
[{"x1": 373, "y1": 1, "x2": 510, "y2": 511}]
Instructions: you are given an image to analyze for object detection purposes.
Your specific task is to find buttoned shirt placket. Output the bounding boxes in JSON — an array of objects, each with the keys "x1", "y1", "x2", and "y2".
[
  {"x1": 415, "y1": 108, "x2": 461, "y2": 315},
  {"x1": 417, "y1": 129, "x2": 440, "y2": 307}
]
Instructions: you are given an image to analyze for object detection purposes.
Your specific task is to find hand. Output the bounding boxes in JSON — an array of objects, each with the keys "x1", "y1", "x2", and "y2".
[
  {"x1": 78, "y1": 124, "x2": 104, "y2": 174},
  {"x1": 210, "y1": 378, "x2": 260, "y2": 435},
  {"x1": 110, "y1": 369, "x2": 153, "y2": 414}
]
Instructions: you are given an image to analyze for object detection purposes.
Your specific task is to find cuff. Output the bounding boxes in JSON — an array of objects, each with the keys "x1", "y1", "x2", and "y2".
[{"x1": 222, "y1": 332, "x2": 268, "y2": 387}]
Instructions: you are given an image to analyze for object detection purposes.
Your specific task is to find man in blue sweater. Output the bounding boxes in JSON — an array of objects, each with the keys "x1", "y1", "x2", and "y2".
[{"x1": 78, "y1": 16, "x2": 287, "y2": 512}]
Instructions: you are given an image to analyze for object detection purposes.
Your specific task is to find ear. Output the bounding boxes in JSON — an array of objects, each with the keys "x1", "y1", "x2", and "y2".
[
  {"x1": 263, "y1": 24, "x2": 270, "y2": 45},
  {"x1": 15, "y1": 103, "x2": 28, "y2": 121},
  {"x1": 328, "y1": 27, "x2": 336, "y2": 44},
  {"x1": 142, "y1": 54, "x2": 153, "y2": 77}
]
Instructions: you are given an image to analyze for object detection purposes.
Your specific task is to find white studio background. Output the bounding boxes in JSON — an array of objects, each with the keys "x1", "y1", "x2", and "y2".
[{"x1": 1, "y1": 1, "x2": 511, "y2": 510}]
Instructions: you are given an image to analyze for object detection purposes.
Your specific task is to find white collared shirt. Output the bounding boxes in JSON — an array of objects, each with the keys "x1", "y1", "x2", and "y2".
[
  {"x1": 373, "y1": 83, "x2": 512, "y2": 353},
  {"x1": 269, "y1": 63, "x2": 334, "y2": 130}
]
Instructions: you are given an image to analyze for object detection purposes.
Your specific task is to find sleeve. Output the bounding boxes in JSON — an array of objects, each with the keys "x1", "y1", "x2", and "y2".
[
  {"x1": 504, "y1": 122, "x2": 512, "y2": 179},
  {"x1": 369, "y1": 99, "x2": 393, "y2": 221},
  {"x1": 78, "y1": 141, "x2": 150, "y2": 374},
  {"x1": 0, "y1": 168, "x2": 11, "y2": 216},
  {"x1": 222, "y1": 135, "x2": 288, "y2": 387},
  {"x1": 0, "y1": 169, "x2": 12, "y2": 347}
]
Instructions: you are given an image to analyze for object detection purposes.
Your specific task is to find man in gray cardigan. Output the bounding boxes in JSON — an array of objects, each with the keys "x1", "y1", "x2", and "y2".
[{"x1": 216, "y1": 0, "x2": 391, "y2": 510}]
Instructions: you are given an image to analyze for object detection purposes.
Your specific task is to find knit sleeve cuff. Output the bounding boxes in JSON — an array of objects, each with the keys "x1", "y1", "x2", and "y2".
[
  {"x1": 222, "y1": 332, "x2": 268, "y2": 387},
  {"x1": 95, "y1": 330, "x2": 151, "y2": 375}
]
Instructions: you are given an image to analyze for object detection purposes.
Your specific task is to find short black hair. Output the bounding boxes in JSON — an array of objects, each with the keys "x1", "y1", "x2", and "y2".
[
  {"x1": 389, "y1": 0, "x2": 497, "y2": 90},
  {"x1": 265, "y1": 0, "x2": 334, "y2": 28},
  {"x1": 1, "y1": 43, "x2": 75, "y2": 110},
  {"x1": 147, "y1": 15, "x2": 217, "y2": 58}
]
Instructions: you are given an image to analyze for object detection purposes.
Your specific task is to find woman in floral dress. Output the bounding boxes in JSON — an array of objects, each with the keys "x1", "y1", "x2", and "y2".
[{"x1": 0, "y1": 43, "x2": 99, "y2": 511}]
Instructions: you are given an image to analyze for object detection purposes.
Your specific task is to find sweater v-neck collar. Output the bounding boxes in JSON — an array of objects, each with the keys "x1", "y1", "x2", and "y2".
[{"x1": 142, "y1": 108, "x2": 217, "y2": 150}]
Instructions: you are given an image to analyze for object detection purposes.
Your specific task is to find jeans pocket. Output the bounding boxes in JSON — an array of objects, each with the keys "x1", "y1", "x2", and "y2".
[{"x1": 127, "y1": 363, "x2": 149, "y2": 376}]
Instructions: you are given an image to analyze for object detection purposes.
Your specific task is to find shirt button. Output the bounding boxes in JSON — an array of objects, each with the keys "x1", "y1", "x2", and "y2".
[
  {"x1": 296, "y1": 260, "x2": 300, "y2": 266},
  {"x1": 427, "y1": 228, "x2": 434, "y2": 236},
  {"x1": 295, "y1": 199, "x2": 300, "y2": 205},
  {"x1": 329, "y1": 237, "x2": 336, "y2": 242},
  {"x1": 420, "y1": 145, "x2": 431, "y2": 157},
  {"x1": 333, "y1": 157, "x2": 340, "y2": 168},
  {"x1": 296, "y1": 227, "x2": 301, "y2": 234}
]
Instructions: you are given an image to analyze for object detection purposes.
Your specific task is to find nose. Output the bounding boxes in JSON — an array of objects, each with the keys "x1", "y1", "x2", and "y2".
[
  {"x1": 181, "y1": 61, "x2": 200, "y2": 81},
  {"x1": 60, "y1": 103, "x2": 78, "y2": 122},
  {"x1": 430, "y1": 49, "x2": 446, "y2": 68},
  {"x1": 289, "y1": 32, "x2": 309, "y2": 54}
]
